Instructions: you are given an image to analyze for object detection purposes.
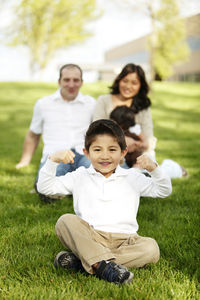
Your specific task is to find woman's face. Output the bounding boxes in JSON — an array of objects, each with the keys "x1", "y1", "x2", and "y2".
[{"x1": 119, "y1": 72, "x2": 141, "y2": 100}]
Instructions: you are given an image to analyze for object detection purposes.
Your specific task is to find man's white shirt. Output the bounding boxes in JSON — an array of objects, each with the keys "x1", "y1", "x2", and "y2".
[{"x1": 30, "y1": 90, "x2": 96, "y2": 161}]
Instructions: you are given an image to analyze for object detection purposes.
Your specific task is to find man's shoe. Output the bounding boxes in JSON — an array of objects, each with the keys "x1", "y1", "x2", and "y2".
[
  {"x1": 95, "y1": 260, "x2": 133, "y2": 284},
  {"x1": 34, "y1": 181, "x2": 60, "y2": 203},
  {"x1": 54, "y1": 251, "x2": 85, "y2": 272},
  {"x1": 39, "y1": 193, "x2": 58, "y2": 203}
]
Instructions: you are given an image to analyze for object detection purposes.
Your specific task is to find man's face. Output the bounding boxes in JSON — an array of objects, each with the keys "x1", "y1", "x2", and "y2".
[{"x1": 59, "y1": 67, "x2": 83, "y2": 101}]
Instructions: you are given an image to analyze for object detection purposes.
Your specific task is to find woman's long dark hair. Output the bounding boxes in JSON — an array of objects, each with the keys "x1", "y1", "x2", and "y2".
[{"x1": 109, "y1": 63, "x2": 151, "y2": 113}]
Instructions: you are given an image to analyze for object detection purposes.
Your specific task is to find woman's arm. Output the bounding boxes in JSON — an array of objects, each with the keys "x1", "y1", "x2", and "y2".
[
  {"x1": 135, "y1": 108, "x2": 154, "y2": 138},
  {"x1": 135, "y1": 108, "x2": 156, "y2": 153},
  {"x1": 92, "y1": 95, "x2": 112, "y2": 121},
  {"x1": 125, "y1": 133, "x2": 148, "y2": 153}
]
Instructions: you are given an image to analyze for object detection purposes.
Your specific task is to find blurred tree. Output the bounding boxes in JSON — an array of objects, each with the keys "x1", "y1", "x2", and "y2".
[
  {"x1": 113, "y1": 0, "x2": 189, "y2": 80},
  {"x1": 150, "y1": 0, "x2": 189, "y2": 79},
  {"x1": 6, "y1": 0, "x2": 99, "y2": 73}
]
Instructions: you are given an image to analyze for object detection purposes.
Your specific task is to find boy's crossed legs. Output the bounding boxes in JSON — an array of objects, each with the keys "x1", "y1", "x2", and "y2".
[{"x1": 54, "y1": 214, "x2": 160, "y2": 283}]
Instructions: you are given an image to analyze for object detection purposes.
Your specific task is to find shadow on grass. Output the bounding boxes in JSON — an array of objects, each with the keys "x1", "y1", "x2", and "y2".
[{"x1": 138, "y1": 175, "x2": 200, "y2": 281}]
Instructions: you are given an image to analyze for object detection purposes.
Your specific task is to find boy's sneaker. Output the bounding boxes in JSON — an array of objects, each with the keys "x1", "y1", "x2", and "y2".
[
  {"x1": 95, "y1": 260, "x2": 133, "y2": 284},
  {"x1": 54, "y1": 251, "x2": 85, "y2": 272}
]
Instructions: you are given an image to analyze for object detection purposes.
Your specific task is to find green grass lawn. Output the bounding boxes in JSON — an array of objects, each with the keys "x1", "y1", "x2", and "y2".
[{"x1": 0, "y1": 81, "x2": 199, "y2": 299}]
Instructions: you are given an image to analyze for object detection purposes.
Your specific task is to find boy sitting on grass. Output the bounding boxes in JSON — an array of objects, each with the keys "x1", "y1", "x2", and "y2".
[{"x1": 37, "y1": 119, "x2": 172, "y2": 284}]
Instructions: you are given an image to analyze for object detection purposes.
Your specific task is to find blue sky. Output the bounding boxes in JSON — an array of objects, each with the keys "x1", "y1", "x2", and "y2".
[{"x1": 0, "y1": 0, "x2": 199, "y2": 82}]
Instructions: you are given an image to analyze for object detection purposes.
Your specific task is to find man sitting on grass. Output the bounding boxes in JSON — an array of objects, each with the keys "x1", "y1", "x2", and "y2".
[
  {"x1": 37, "y1": 119, "x2": 172, "y2": 284},
  {"x1": 16, "y1": 64, "x2": 96, "y2": 203}
]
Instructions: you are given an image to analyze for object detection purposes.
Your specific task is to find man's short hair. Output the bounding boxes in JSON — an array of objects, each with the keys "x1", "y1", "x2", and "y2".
[
  {"x1": 59, "y1": 64, "x2": 83, "y2": 81},
  {"x1": 85, "y1": 119, "x2": 127, "y2": 151}
]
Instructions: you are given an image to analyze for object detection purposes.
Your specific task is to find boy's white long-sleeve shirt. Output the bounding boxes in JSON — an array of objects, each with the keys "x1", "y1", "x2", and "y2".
[{"x1": 37, "y1": 159, "x2": 172, "y2": 234}]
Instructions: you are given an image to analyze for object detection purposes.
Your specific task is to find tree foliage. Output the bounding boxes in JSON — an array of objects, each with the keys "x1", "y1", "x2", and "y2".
[
  {"x1": 151, "y1": 0, "x2": 189, "y2": 79},
  {"x1": 113, "y1": 0, "x2": 189, "y2": 80},
  {"x1": 7, "y1": 0, "x2": 99, "y2": 72}
]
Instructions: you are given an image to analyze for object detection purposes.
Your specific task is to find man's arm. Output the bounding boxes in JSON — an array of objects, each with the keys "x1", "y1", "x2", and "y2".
[{"x1": 16, "y1": 130, "x2": 41, "y2": 169}]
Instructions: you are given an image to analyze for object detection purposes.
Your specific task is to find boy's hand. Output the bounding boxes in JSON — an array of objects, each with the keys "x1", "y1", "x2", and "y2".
[
  {"x1": 134, "y1": 154, "x2": 157, "y2": 172},
  {"x1": 49, "y1": 150, "x2": 75, "y2": 164}
]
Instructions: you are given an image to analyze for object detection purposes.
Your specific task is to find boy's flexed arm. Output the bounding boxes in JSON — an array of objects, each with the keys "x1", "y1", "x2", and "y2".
[
  {"x1": 134, "y1": 154, "x2": 172, "y2": 198},
  {"x1": 37, "y1": 150, "x2": 75, "y2": 196},
  {"x1": 49, "y1": 150, "x2": 75, "y2": 164},
  {"x1": 134, "y1": 154, "x2": 157, "y2": 172}
]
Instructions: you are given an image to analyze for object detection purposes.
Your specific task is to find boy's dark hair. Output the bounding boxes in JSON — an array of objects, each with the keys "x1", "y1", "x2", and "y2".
[
  {"x1": 110, "y1": 106, "x2": 136, "y2": 131},
  {"x1": 85, "y1": 119, "x2": 127, "y2": 151}
]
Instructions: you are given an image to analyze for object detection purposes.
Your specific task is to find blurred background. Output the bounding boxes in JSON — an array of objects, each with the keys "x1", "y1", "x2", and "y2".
[{"x1": 0, "y1": 0, "x2": 199, "y2": 83}]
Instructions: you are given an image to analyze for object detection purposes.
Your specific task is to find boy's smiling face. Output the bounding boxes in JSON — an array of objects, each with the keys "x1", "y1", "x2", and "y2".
[{"x1": 83, "y1": 134, "x2": 127, "y2": 178}]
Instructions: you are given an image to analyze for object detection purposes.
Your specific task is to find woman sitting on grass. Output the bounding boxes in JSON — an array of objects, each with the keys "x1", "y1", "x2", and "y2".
[
  {"x1": 110, "y1": 105, "x2": 188, "y2": 178},
  {"x1": 93, "y1": 63, "x2": 157, "y2": 159},
  {"x1": 37, "y1": 119, "x2": 172, "y2": 284}
]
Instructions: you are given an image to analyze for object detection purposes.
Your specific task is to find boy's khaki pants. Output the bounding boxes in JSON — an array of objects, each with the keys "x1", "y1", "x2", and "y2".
[{"x1": 55, "y1": 214, "x2": 160, "y2": 274}]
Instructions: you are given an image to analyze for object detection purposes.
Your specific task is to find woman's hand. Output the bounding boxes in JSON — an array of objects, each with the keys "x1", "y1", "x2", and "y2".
[
  {"x1": 125, "y1": 136, "x2": 148, "y2": 152},
  {"x1": 49, "y1": 150, "x2": 75, "y2": 164}
]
